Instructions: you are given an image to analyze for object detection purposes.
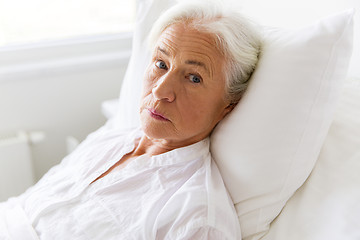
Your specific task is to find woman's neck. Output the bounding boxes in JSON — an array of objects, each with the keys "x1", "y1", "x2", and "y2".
[{"x1": 130, "y1": 135, "x2": 177, "y2": 157}]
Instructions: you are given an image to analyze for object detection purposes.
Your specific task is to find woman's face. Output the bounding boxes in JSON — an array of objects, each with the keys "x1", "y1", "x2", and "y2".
[{"x1": 140, "y1": 23, "x2": 232, "y2": 148}]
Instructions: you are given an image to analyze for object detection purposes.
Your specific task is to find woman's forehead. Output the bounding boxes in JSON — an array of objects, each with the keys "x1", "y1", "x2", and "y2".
[
  {"x1": 158, "y1": 23, "x2": 218, "y2": 53},
  {"x1": 155, "y1": 23, "x2": 225, "y2": 76}
]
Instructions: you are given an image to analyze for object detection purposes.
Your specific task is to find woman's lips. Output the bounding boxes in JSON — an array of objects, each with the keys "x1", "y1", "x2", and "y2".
[{"x1": 148, "y1": 109, "x2": 169, "y2": 121}]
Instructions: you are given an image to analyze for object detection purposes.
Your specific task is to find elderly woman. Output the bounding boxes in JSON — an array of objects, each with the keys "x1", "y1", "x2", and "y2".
[{"x1": 0, "y1": 1, "x2": 260, "y2": 239}]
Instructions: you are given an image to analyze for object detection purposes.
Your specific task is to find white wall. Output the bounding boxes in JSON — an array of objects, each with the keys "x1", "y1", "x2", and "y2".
[
  {"x1": 238, "y1": 0, "x2": 360, "y2": 78},
  {"x1": 0, "y1": 34, "x2": 131, "y2": 180}
]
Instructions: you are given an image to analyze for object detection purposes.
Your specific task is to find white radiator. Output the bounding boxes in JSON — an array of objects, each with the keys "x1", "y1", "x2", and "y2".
[{"x1": 0, "y1": 131, "x2": 44, "y2": 202}]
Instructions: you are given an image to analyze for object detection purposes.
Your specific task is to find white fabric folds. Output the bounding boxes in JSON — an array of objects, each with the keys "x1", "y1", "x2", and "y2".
[{"x1": 0, "y1": 205, "x2": 39, "y2": 240}]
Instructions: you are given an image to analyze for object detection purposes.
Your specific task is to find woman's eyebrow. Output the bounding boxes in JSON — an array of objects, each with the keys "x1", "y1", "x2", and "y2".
[
  {"x1": 185, "y1": 60, "x2": 210, "y2": 76},
  {"x1": 185, "y1": 60, "x2": 207, "y2": 69},
  {"x1": 157, "y1": 47, "x2": 169, "y2": 56}
]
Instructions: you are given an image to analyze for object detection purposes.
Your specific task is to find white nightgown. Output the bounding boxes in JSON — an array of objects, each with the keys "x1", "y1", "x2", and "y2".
[{"x1": 0, "y1": 126, "x2": 241, "y2": 240}]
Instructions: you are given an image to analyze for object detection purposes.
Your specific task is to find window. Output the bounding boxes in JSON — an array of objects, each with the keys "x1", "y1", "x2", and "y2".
[{"x1": 0, "y1": 0, "x2": 136, "y2": 47}]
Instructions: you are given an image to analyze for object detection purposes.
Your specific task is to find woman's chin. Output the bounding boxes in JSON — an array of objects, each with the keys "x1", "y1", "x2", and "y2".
[{"x1": 141, "y1": 118, "x2": 172, "y2": 140}]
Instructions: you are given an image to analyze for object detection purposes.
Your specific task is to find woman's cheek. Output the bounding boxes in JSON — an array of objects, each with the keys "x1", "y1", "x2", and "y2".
[{"x1": 143, "y1": 68, "x2": 157, "y2": 91}]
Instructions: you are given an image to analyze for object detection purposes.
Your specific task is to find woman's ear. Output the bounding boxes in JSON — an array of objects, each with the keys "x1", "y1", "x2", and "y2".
[
  {"x1": 226, "y1": 102, "x2": 236, "y2": 112},
  {"x1": 221, "y1": 102, "x2": 237, "y2": 119}
]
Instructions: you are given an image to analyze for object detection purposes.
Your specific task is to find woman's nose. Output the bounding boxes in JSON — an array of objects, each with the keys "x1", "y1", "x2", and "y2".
[{"x1": 152, "y1": 75, "x2": 176, "y2": 102}]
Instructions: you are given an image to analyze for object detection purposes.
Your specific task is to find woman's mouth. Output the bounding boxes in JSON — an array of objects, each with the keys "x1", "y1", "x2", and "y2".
[{"x1": 148, "y1": 109, "x2": 169, "y2": 121}]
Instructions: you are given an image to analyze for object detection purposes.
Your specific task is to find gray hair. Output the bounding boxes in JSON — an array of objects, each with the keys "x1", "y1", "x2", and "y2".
[{"x1": 148, "y1": 0, "x2": 262, "y2": 104}]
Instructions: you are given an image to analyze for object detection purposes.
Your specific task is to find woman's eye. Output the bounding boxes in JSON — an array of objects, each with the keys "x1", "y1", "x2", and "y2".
[
  {"x1": 189, "y1": 74, "x2": 202, "y2": 83},
  {"x1": 155, "y1": 60, "x2": 167, "y2": 70}
]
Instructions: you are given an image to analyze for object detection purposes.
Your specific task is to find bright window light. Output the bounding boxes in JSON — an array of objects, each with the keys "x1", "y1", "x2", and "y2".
[{"x1": 0, "y1": 0, "x2": 136, "y2": 47}]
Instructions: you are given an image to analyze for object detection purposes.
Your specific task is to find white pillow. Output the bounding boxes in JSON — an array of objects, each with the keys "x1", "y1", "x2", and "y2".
[
  {"x1": 210, "y1": 10, "x2": 354, "y2": 240},
  {"x1": 116, "y1": 1, "x2": 354, "y2": 239},
  {"x1": 261, "y1": 79, "x2": 360, "y2": 240}
]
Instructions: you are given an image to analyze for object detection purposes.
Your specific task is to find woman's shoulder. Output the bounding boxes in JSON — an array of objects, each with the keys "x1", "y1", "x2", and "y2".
[{"x1": 155, "y1": 156, "x2": 241, "y2": 239}]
